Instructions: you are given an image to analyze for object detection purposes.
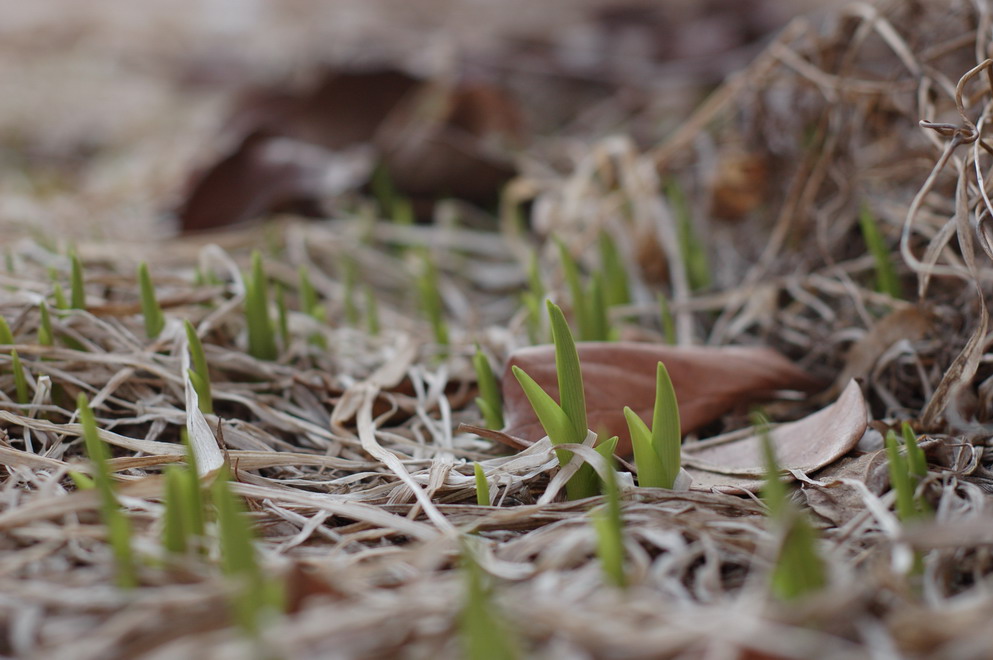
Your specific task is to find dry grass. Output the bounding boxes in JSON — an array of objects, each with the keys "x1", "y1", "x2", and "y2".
[{"x1": 4, "y1": 1, "x2": 993, "y2": 658}]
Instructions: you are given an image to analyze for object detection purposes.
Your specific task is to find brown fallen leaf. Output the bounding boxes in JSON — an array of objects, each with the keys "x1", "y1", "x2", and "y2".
[
  {"x1": 682, "y1": 379, "x2": 868, "y2": 493},
  {"x1": 178, "y1": 68, "x2": 523, "y2": 231},
  {"x1": 503, "y1": 342, "x2": 822, "y2": 455}
]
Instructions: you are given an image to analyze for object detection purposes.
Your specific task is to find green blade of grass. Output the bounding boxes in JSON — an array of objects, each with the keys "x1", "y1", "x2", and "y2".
[
  {"x1": 0, "y1": 316, "x2": 14, "y2": 345},
  {"x1": 474, "y1": 463, "x2": 490, "y2": 506},
  {"x1": 38, "y1": 302, "x2": 53, "y2": 347},
  {"x1": 52, "y1": 281, "x2": 68, "y2": 311},
  {"x1": 657, "y1": 293, "x2": 676, "y2": 345},
  {"x1": 885, "y1": 429, "x2": 917, "y2": 521},
  {"x1": 162, "y1": 465, "x2": 189, "y2": 554},
  {"x1": 901, "y1": 422, "x2": 928, "y2": 479},
  {"x1": 555, "y1": 238, "x2": 591, "y2": 340},
  {"x1": 472, "y1": 347, "x2": 504, "y2": 430},
  {"x1": 592, "y1": 452, "x2": 626, "y2": 588},
  {"x1": 587, "y1": 271, "x2": 611, "y2": 341},
  {"x1": 11, "y1": 350, "x2": 29, "y2": 404},
  {"x1": 512, "y1": 365, "x2": 595, "y2": 500},
  {"x1": 363, "y1": 286, "x2": 380, "y2": 336},
  {"x1": 859, "y1": 205, "x2": 902, "y2": 299},
  {"x1": 137, "y1": 262, "x2": 165, "y2": 339},
  {"x1": 416, "y1": 251, "x2": 449, "y2": 346},
  {"x1": 598, "y1": 231, "x2": 630, "y2": 308},
  {"x1": 458, "y1": 540, "x2": 520, "y2": 660},
  {"x1": 70, "y1": 250, "x2": 86, "y2": 309},
  {"x1": 624, "y1": 407, "x2": 666, "y2": 488},
  {"x1": 77, "y1": 393, "x2": 137, "y2": 588},
  {"x1": 650, "y1": 362, "x2": 681, "y2": 489},
  {"x1": 69, "y1": 471, "x2": 96, "y2": 490},
  {"x1": 547, "y1": 300, "x2": 587, "y2": 442},
  {"x1": 298, "y1": 265, "x2": 320, "y2": 318},
  {"x1": 245, "y1": 250, "x2": 278, "y2": 361},
  {"x1": 184, "y1": 321, "x2": 213, "y2": 415},
  {"x1": 275, "y1": 283, "x2": 290, "y2": 350}
]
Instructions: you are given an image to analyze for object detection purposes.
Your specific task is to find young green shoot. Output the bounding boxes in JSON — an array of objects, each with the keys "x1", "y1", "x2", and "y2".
[
  {"x1": 598, "y1": 231, "x2": 631, "y2": 308},
  {"x1": 363, "y1": 286, "x2": 380, "y2": 336},
  {"x1": 162, "y1": 465, "x2": 190, "y2": 555},
  {"x1": 38, "y1": 301, "x2": 54, "y2": 347},
  {"x1": 657, "y1": 293, "x2": 677, "y2": 345},
  {"x1": 474, "y1": 463, "x2": 490, "y2": 506},
  {"x1": 511, "y1": 301, "x2": 598, "y2": 500},
  {"x1": 298, "y1": 265, "x2": 320, "y2": 318},
  {"x1": 416, "y1": 250, "x2": 449, "y2": 346},
  {"x1": 244, "y1": 250, "x2": 278, "y2": 361},
  {"x1": 623, "y1": 362, "x2": 681, "y2": 488},
  {"x1": 522, "y1": 252, "x2": 547, "y2": 344},
  {"x1": 902, "y1": 422, "x2": 928, "y2": 479},
  {"x1": 184, "y1": 320, "x2": 213, "y2": 415},
  {"x1": 885, "y1": 429, "x2": 929, "y2": 521},
  {"x1": 591, "y1": 450, "x2": 626, "y2": 588},
  {"x1": 211, "y1": 465, "x2": 284, "y2": 634},
  {"x1": 137, "y1": 262, "x2": 165, "y2": 339},
  {"x1": 10, "y1": 350, "x2": 28, "y2": 404},
  {"x1": 51, "y1": 276, "x2": 68, "y2": 311},
  {"x1": 0, "y1": 316, "x2": 13, "y2": 346},
  {"x1": 666, "y1": 179, "x2": 711, "y2": 292},
  {"x1": 859, "y1": 205, "x2": 902, "y2": 299},
  {"x1": 556, "y1": 238, "x2": 592, "y2": 340},
  {"x1": 472, "y1": 346, "x2": 504, "y2": 430},
  {"x1": 760, "y1": 424, "x2": 825, "y2": 600},
  {"x1": 77, "y1": 393, "x2": 137, "y2": 588},
  {"x1": 458, "y1": 540, "x2": 519, "y2": 660},
  {"x1": 70, "y1": 250, "x2": 86, "y2": 310}
]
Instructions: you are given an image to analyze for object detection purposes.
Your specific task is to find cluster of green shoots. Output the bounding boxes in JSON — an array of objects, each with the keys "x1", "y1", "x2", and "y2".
[
  {"x1": 886, "y1": 422, "x2": 930, "y2": 521},
  {"x1": 72, "y1": 394, "x2": 283, "y2": 634},
  {"x1": 554, "y1": 232, "x2": 630, "y2": 342}
]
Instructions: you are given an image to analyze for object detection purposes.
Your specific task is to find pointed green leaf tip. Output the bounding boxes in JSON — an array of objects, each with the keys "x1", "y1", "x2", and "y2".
[
  {"x1": 245, "y1": 250, "x2": 278, "y2": 361},
  {"x1": 651, "y1": 362, "x2": 681, "y2": 489},
  {"x1": 70, "y1": 250, "x2": 86, "y2": 309},
  {"x1": 473, "y1": 347, "x2": 504, "y2": 430},
  {"x1": 138, "y1": 262, "x2": 165, "y2": 339},
  {"x1": 546, "y1": 300, "x2": 587, "y2": 443}
]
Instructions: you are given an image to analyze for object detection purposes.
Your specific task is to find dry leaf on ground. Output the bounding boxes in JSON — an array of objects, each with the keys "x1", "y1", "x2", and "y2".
[
  {"x1": 682, "y1": 379, "x2": 868, "y2": 493},
  {"x1": 502, "y1": 341, "x2": 822, "y2": 455}
]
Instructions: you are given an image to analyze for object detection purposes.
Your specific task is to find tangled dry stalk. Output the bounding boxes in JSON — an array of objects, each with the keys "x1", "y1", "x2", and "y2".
[{"x1": 6, "y1": 1, "x2": 993, "y2": 658}]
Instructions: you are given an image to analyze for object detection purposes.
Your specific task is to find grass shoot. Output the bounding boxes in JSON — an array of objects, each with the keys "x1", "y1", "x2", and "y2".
[
  {"x1": 458, "y1": 540, "x2": 519, "y2": 660},
  {"x1": 666, "y1": 179, "x2": 711, "y2": 292},
  {"x1": 859, "y1": 205, "x2": 902, "y2": 300},
  {"x1": 591, "y1": 450, "x2": 626, "y2": 588},
  {"x1": 78, "y1": 393, "x2": 137, "y2": 588},
  {"x1": 10, "y1": 350, "x2": 29, "y2": 404},
  {"x1": 244, "y1": 250, "x2": 278, "y2": 361},
  {"x1": 885, "y1": 429, "x2": 930, "y2": 521},
  {"x1": 474, "y1": 463, "x2": 490, "y2": 506},
  {"x1": 184, "y1": 320, "x2": 213, "y2": 415},
  {"x1": 363, "y1": 285, "x2": 380, "y2": 336},
  {"x1": 416, "y1": 250, "x2": 449, "y2": 346},
  {"x1": 472, "y1": 346, "x2": 504, "y2": 430},
  {"x1": 657, "y1": 293, "x2": 677, "y2": 345},
  {"x1": 138, "y1": 262, "x2": 165, "y2": 339},
  {"x1": 70, "y1": 250, "x2": 86, "y2": 310},
  {"x1": 38, "y1": 301, "x2": 54, "y2": 347},
  {"x1": 760, "y1": 424, "x2": 826, "y2": 600}
]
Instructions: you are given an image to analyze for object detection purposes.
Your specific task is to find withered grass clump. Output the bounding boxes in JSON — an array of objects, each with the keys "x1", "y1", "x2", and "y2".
[{"x1": 5, "y1": 1, "x2": 993, "y2": 658}]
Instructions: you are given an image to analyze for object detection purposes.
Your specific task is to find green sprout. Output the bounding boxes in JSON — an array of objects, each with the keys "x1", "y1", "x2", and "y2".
[
  {"x1": 666, "y1": 179, "x2": 711, "y2": 292},
  {"x1": 78, "y1": 393, "x2": 137, "y2": 588},
  {"x1": 598, "y1": 231, "x2": 631, "y2": 309},
  {"x1": 760, "y1": 423, "x2": 825, "y2": 600},
  {"x1": 211, "y1": 465, "x2": 284, "y2": 635},
  {"x1": 591, "y1": 449, "x2": 626, "y2": 588},
  {"x1": 511, "y1": 301, "x2": 598, "y2": 500},
  {"x1": 458, "y1": 540, "x2": 519, "y2": 660},
  {"x1": 0, "y1": 316, "x2": 13, "y2": 346},
  {"x1": 38, "y1": 301, "x2": 54, "y2": 347},
  {"x1": 244, "y1": 250, "x2": 278, "y2": 361},
  {"x1": 10, "y1": 350, "x2": 29, "y2": 404},
  {"x1": 184, "y1": 320, "x2": 213, "y2": 415},
  {"x1": 70, "y1": 250, "x2": 86, "y2": 310},
  {"x1": 138, "y1": 262, "x2": 165, "y2": 339},
  {"x1": 474, "y1": 463, "x2": 490, "y2": 506},
  {"x1": 859, "y1": 205, "x2": 902, "y2": 299},
  {"x1": 472, "y1": 347, "x2": 504, "y2": 430},
  {"x1": 297, "y1": 266, "x2": 327, "y2": 349},
  {"x1": 416, "y1": 250, "x2": 449, "y2": 346},
  {"x1": 657, "y1": 293, "x2": 677, "y2": 345},
  {"x1": 162, "y1": 465, "x2": 190, "y2": 555},
  {"x1": 886, "y1": 428, "x2": 930, "y2": 521},
  {"x1": 51, "y1": 278, "x2": 68, "y2": 310},
  {"x1": 522, "y1": 252, "x2": 547, "y2": 344},
  {"x1": 364, "y1": 286, "x2": 380, "y2": 336},
  {"x1": 623, "y1": 362, "x2": 681, "y2": 489}
]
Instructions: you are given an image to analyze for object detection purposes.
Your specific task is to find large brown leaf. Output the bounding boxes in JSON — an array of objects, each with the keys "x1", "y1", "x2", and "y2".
[
  {"x1": 503, "y1": 342, "x2": 822, "y2": 455},
  {"x1": 682, "y1": 379, "x2": 868, "y2": 492}
]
